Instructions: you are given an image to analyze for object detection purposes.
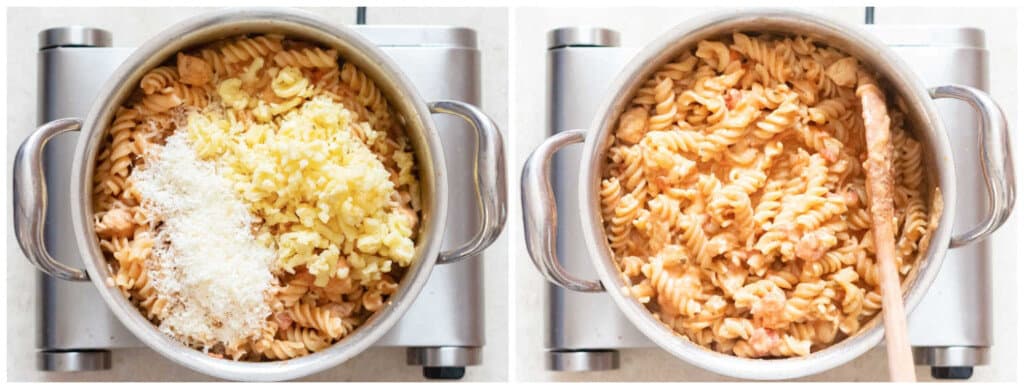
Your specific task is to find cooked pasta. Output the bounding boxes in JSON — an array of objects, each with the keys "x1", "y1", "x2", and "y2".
[
  {"x1": 91, "y1": 34, "x2": 420, "y2": 361},
  {"x1": 602, "y1": 32, "x2": 941, "y2": 358}
]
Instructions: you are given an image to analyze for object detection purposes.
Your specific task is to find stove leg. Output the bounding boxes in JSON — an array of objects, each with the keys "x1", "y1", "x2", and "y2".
[
  {"x1": 913, "y1": 346, "x2": 988, "y2": 380},
  {"x1": 38, "y1": 350, "x2": 111, "y2": 372},
  {"x1": 547, "y1": 349, "x2": 619, "y2": 371},
  {"x1": 931, "y1": 366, "x2": 974, "y2": 379},
  {"x1": 406, "y1": 346, "x2": 481, "y2": 380},
  {"x1": 422, "y1": 366, "x2": 465, "y2": 379}
]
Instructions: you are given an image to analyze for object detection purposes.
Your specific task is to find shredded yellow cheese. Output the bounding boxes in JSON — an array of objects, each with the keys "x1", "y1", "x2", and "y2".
[{"x1": 188, "y1": 96, "x2": 416, "y2": 286}]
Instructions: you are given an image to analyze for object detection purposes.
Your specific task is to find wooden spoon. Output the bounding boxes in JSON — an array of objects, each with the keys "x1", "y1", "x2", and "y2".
[{"x1": 858, "y1": 77, "x2": 917, "y2": 382}]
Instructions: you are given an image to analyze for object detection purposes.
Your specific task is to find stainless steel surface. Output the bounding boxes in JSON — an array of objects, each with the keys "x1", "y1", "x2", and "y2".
[
  {"x1": 547, "y1": 26, "x2": 620, "y2": 49},
  {"x1": 528, "y1": 10, "x2": 1013, "y2": 380},
  {"x1": 547, "y1": 350, "x2": 619, "y2": 371},
  {"x1": 38, "y1": 350, "x2": 111, "y2": 372},
  {"x1": 38, "y1": 26, "x2": 111, "y2": 50},
  {"x1": 371, "y1": 33, "x2": 486, "y2": 352},
  {"x1": 16, "y1": 8, "x2": 505, "y2": 381},
  {"x1": 354, "y1": 25, "x2": 477, "y2": 48},
  {"x1": 522, "y1": 129, "x2": 603, "y2": 293},
  {"x1": 36, "y1": 46, "x2": 142, "y2": 351},
  {"x1": 543, "y1": 41, "x2": 650, "y2": 352},
  {"x1": 406, "y1": 347, "x2": 482, "y2": 366},
  {"x1": 429, "y1": 100, "x2": 508, "y2": 264},
  {"x1": 14, "y1": 118, "x2": 89, "y2": 282},
  {"x1": 929, "y1": 85, "x2": 1015, "y2": 248},
  {"x1": 913, "y1": 347, "x2": 990, "y2": 367},
  {"x1": 878, "y1": 28, "x2": 996, "y2": 352},
  {"x1": 867, "y1": 26, "x2": 985, "y2": 48}
]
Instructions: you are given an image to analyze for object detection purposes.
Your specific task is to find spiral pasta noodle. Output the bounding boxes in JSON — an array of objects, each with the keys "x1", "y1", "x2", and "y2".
[{"x1": 602, "y1": 32, "x2": 940, "y2": 358}]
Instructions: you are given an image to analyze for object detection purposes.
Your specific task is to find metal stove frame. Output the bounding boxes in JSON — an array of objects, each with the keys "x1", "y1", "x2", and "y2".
[
  {"x1": 30, "y1": 24, "x2": 489, "y2": 380},
  {"x1": 543, "y1": 25, "x2": 996, "y2": 380}
]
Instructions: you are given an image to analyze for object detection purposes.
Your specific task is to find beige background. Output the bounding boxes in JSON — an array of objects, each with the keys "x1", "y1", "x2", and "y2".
[
  {"x1": 509, "y1": 6, "x2": 1018, "y2": 382},
  {"x1": 5, "y1": 6, "x2": 509, "y2": 382}
]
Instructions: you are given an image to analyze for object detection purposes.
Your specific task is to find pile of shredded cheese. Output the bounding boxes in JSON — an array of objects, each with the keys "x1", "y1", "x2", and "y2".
[
  {"x1": 132, "y1": 131, "x2": 276, "y2": 349},
  {"x1": 188, "y1": 96, "x2": 416, "y2": 287}
]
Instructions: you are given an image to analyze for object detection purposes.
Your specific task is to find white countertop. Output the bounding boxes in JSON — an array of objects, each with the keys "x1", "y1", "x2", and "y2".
[
  {"x1": 509, "y1": 6, "x2": 1019, "y2": 382},
  {"x1": 4, "y1": 6, "x2": 509, "y2": 382}
]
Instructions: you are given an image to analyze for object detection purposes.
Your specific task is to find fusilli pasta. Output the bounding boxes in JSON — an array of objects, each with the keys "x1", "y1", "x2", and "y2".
[{"x1": 602, "y1": 32, "x2": 940, "y2": 358}]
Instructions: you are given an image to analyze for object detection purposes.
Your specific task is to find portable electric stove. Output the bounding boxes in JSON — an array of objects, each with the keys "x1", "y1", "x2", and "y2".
[
  {"x1": 28, "y1": 24, "x2": 485, "y2": 380},
  {"x1": 544, "y1": 25, "x2": 994, "y2": 379}
]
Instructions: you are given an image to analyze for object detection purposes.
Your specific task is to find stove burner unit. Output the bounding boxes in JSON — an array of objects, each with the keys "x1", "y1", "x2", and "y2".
[
  {"x1": 30, "y1": 24, "x2": 488, "y2": 380},
  {"x1": 543, "y1": 25, "x2": 995, "y2": 380}
]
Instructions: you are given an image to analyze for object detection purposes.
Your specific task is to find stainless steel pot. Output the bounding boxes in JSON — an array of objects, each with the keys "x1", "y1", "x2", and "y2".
[
  {"x1": 522, "y1": 10, "x2": 1015, "y2": 380},
  {"x1": 13, "y1": 8, "x2": 507, "y2": 381}
]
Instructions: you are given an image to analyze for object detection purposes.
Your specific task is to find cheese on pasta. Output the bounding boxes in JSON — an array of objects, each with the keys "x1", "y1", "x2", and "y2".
[
  {"x1": 132, "y1": 130, "x2": 276, "y2": 349},
  {"x1": 188, "y1": 96, "x2": 416, "y2": 287}
]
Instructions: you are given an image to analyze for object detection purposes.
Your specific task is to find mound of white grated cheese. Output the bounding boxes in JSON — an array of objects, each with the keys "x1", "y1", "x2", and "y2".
[{"x1": 132, "y1": 130, "x2": 275, "y2": 350}]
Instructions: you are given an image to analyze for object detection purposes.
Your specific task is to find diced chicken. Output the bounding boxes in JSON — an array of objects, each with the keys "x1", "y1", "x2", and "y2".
[
  {"x1": 795, "y1": 229, "x2": 834, "y2": 262},
  {"x1": 842, "y1": 189, "x2": 860, "y2": 208},
  {"x1": 616, "y1": 107, "x2": 649, "y2": 145},
  {"x1": 95, "y1": 208, "x2": 134, "y2": 238},
  {"x1": 177, "y1": 53, "x2": 213, "y2": 86},
  {"x1": 825, "y1": 57, "x2": 859, "y2": 88},
  {"x1": 751, "y1": 288, "x2": 787, "y2": 329},
  {"x1": 725, "y1": 89, "x2": 742, "y2": 110},
  {"x1": 749, "y1": 328, "x2": 780, "y2": 357},
  {"x1": 273, "y1": 311, "x2": 294, "y2": 331},
  {"x1": 820, "y1": 137, "x2": 843, "y2": 163},
  {"x1": 326, "y1": 302, "x2": 356, "y2": 318},
  {"x1": 293, "y1": 269, "x2": 315, "y2": 284}
]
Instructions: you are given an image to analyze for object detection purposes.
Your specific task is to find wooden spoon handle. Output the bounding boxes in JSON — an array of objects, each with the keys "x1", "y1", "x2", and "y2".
[{"x1": 859, "y1": 81, "x2": 917, "y2": 382}]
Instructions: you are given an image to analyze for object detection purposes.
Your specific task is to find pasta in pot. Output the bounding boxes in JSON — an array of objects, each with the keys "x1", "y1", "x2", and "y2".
[
  {"x1": 91, "y1": 34, "x2": 420, "y2": 361},
  {"x1": 601, "y1": 32, "x2": 941, "y2": 358}
]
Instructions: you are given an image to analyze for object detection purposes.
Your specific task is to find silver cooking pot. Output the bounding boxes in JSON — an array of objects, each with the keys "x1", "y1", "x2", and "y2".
[
  {"x1": 13, "y1": 7, "x2": 506, "y2": 381},
  {"x1": 521, "y1": 10, "x2": 1014, "y2": 380}
]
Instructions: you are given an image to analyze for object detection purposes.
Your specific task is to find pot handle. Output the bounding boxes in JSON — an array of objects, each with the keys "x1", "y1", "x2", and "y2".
[
  {"x1": 13, "y1": 118, "x2": 90, "y2": 281},
  {"x1": 428, "y1": 100, "x2": 508, "y2": 265},
  {"x1": 521, "y1": 130, "x2": 604, "y2": 292},
  {"x1": 930, "y1": 85, "x2": 1016, "y2": 248}
]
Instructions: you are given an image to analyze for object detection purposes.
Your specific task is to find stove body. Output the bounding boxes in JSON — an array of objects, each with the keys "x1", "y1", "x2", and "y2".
[
  {"x1": 545, "y1": 26, "x2": 993, "y2": 379},
  {"x1": 30, "y1": 25, "x2": 486, "y2": 379}
]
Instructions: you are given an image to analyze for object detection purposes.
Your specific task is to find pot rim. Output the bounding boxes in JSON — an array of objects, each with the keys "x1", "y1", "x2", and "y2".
[
  {"x1": 576, "y1": 9, "x2": 957, "y2": 380},
  {"x1": 68, "y1": 7, "x2": 450, "y2": 381}
]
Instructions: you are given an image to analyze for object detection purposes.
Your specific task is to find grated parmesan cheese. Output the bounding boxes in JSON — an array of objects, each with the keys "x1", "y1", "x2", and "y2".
[{"x1": 132, "y1": 130, "x2": 275, "y2": 349}]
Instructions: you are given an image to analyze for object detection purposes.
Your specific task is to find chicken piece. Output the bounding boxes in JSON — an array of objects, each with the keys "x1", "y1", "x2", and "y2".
[
  {"x1": 795, "y1": 229, "x2": 837, "y2": 262},
  {"x1": 748, "y1": 328, "x2": 780, "y2": 357},
  {"x1": 842, "y1": 188, "x2": 861, "y2": 208},
  {"x1": 616, "y1": 107, "x2": 649, "y2": 145},
  {"x1": 724, "y1": 89, "x2": 742, "y2": 110},
  {"x1": 326, "y1": 301, "x2": 356, "y2": 318},
  {"x1": 820, "y1": 137, "x2": 843, "y2": 163},
  {"x1": 177, "y1": 52, "x2": 213, "y2": 86},
  {"x1": 751, "y1": 287, "x2": 787, "y2": 329},
  {"x1": 825, "y1": 57, "x2": 859, "y2": 88},
  {"x1": 273, "y1": 311, "x2": 294, "y2": 332},
  {"x1": 95, "y1": 208, "x2": 134, "y2": 238}
]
